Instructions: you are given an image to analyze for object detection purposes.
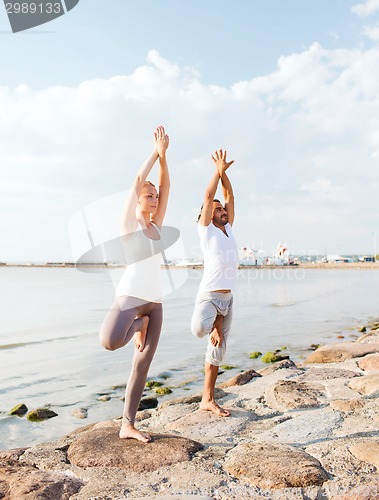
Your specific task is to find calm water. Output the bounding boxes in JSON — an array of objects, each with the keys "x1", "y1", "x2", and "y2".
[{"x1": 0, "y1": 266, "x2": 378, "y2": 449}]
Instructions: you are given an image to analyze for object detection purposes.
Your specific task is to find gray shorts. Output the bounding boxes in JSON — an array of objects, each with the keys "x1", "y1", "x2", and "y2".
[{"x1": 191, "y1": 291, "x2": 233, "y2": 366}]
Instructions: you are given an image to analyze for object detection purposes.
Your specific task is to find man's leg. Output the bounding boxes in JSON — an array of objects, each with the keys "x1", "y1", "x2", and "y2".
[
  {"x1": 200, "y1": 299, "x2": 233, "y2": 417},
  {"x1": 200, "y1": 361, "x2": 230, "y2": 417}
]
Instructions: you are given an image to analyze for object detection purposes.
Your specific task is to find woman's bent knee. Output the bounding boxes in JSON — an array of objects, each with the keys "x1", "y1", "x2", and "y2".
[{"x1": 99, "y1": 330, "x2": 118, "y2": 351}]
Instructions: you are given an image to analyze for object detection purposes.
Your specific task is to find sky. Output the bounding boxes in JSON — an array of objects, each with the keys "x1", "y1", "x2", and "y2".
[{"x1": 1, "y1": 0, "x2": 379, "y2": 262}]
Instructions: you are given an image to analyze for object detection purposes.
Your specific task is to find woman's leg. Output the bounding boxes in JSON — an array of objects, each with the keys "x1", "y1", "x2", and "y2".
[
  {"x1": 120, "y1": 302, "x2": 163, "y2": 442},
  {"x1": 99, "y1": 297, "x2": 145, "y2": 351}
]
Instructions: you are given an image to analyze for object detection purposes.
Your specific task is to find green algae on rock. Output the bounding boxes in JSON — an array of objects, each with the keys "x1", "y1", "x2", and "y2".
[
  {"x1": 9, "y1": 403, "x2": 28, "y2": 416},
  {"x1": 27, "y1": 408, "x2": 58, "y2": 422},
  {"x1": 145, "y1": 380, "x2": 163, "y2": 389}
]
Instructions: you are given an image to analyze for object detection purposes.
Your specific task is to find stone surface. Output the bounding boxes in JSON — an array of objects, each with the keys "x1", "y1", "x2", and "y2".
[
  {"x1": 358, "y1": 353, "x2": 379, "y2": 371},
  {"x1": 217, "y1": 368, "x2": 261, "y2": 388},
  {"x1": 223, "y1": 442, "x2": 328, "y2": 489},
  {"x1": 160, "y1": 388, "x2": 226, "y2": 409},
  {"x1": 349, "y1": 440, "x2": 379, "y2": 468},
  {"x1": 260, "y1": 409, "x2": 343, "y2": 446},
  {"x1": 303, "y1": 341, "x2": 379, "y2": 364},
  {"x1": 357, "y1": 330, "x2": 379, "y2": 344},
  {"x1": 166, "y1": 408, "x2": 255, "y2": 442},
  {"x1": 349, "y1": 373, "x2": 379, "y2": 396},
  {"x1": 259, "y1": 358, "x2": 298, "y2": 375},
  {"x1": 264, "y1": 379, "x2": 326, "y2": 411},
  {"x1": 0, "y1": 455, "x2": 83, "y2": 500},
  {"x1": 330, "y1": 399, "x2": 366, "y2": 412},
  {"x1": 67, "y1": 423, "x2": 203, "y2": 472},
  {"x1": 296, "y1": 367, "x2": 360, "y2": 381}
]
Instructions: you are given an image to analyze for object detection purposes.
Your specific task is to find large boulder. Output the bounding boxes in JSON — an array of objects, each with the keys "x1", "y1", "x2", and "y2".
[
  {"x1": 223, "y1": 442, "x2": 329, "y2": 489},
  {"x1": 303, "y1": 342, "x2": 379, "y2": 364},
  {"x1": 67, "y1": 424, "x2": 202, "y2": 472}
]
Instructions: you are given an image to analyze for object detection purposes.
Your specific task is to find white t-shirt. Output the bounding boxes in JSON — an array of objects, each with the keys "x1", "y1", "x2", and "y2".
[
  {"x1": 198, "y1": 222, "x2": 238, "y2": 292},
  {"x1": 116, "y1": 223, "x2": 162, "y2": 302}
]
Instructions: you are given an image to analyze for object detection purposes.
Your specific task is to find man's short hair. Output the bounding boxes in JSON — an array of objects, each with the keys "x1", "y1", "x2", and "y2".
[{"x1": 196, "y1": 199, "x2": 221, "y2": 222}]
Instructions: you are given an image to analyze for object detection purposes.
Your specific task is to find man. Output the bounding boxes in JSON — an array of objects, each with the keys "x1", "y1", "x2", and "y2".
[{"x1": 191, "y1": 149, "x2": 238, "y2": 417}]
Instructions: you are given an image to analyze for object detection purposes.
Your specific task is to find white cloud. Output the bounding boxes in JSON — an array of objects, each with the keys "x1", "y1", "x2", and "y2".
[
  {"x1": 1, "y1": 45, "x2": 379, "y2": 261},
  {"x1": 300, "y1": 177, "x2": 346, "y2": 202},
  {"x1": 352, "y1": 0, "x2": 379, "y2": 17},
  {"x1": 362, "y1": 24, "x2": 379, "y2": 40}
]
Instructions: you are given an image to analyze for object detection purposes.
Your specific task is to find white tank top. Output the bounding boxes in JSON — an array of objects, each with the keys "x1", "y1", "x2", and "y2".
[
  {"x1": 116, "y1": 223, "x2": 162, "y2": 302},
  {"x1": 198, "y1": 222, "x2": 238, "y2": 292}
]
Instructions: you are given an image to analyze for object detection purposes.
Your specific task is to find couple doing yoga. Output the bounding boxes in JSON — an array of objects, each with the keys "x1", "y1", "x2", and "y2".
[{"x1": 99, "y1": 126, "x2": 238, "y2": 443}]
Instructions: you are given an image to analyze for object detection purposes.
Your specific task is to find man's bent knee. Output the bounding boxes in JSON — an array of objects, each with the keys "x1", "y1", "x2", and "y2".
[{"x1": 191, "y1": 320, "x2": 212, "y2": 339}]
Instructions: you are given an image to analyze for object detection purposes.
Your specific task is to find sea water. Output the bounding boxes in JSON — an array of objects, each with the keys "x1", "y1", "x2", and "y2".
[{"x1": 0, "y1": 266, "x2": 378, "y2": 449}]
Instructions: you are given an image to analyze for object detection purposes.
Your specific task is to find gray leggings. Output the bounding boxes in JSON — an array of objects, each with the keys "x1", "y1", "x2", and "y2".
[{"x1": 99, "y1": 296, "x2": 163, "y2": 425}]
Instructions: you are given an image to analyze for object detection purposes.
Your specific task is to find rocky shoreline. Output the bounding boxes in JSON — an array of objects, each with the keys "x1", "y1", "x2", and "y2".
[{"x1": 1, "y1": 323, "x2": 379, "y2": 499}]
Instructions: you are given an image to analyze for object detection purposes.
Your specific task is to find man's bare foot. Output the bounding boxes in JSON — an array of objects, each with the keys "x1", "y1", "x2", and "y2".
[
  {"x1": 119, "y1": 422, "x2": 151, "y2": 443},
  {"x1": 134, "y1": 315, "x2": 149, "y2": 352},
  {"x1": 199, "y1": 400, "x2": 231, "y2": 417},
  {"x1": 210, "y1": 315, "x2": 224, "y2": 347},
  {"x1": 210, "y1": 328, "x2": 224, "y2": 347}
]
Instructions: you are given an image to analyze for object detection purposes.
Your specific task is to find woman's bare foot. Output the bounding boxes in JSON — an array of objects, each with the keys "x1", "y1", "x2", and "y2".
[
  {"x1": 199, "y1": 400, "x2": 230, "y2": 417},
  {"x1": 119, "y1": 422, "x2": 151, "y2": 443},
  {"x1": 134, "y1": 315, "x2": 149, "y2": 352}
]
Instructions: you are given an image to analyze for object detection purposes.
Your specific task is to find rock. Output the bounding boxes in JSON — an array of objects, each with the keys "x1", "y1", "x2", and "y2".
[
  {"x1": 26, "y1": 408, "x2": 58, "y2": 422},
  {"x1": 166, "y1": 408, "x2": 255, "y2": 443},
  {"x1": 260, "y1": 409, "x2": 343, "y2": 446},
  {"x1": 335, "y1": 484, "x2": 379, "y2": 500},
  {"x1": 220, "y1": 364, "x2": 235, "y2": 370},
  {"x1": 303, "y1": 341, "x2": 379, "y2": 364},
  {"x1": 264, "y1": 380, "x2": 326, "y2": 411},
  {"x1": 349, "y1": 440, "x2": 379, "y2": 468},
  {"x1": 97, "y1": 394, "x2": 111, "y2": 402},
  {"x1": 217, "y1": 369, "x2": 261, "y2": 388},
  {"x1": 359, "y1": 326, "x2": 367, "y2": 333},
  {"x1": 357, "y1": 330, "x2": 379, "y2": 343},
  {"x1": 155, "y1": 387, "x2": 172, "y2": 395},
  {"x1": 249, "y1": 351, "x2": 262, "y2": 359},
  {"x1": 296, "y1": 367, "x2": 360, "y2": 381},
  {"x1": 160, "y1": 388, "x2": 227, "y2": 409},
  {"x1": 8, "y1": 403, "x2": 28, "y2": 416},
  {"x1": 0, "y1": 456, "x2": 84, "y2": 499},
  {"x1": 349, "y1": 374, "x2": 379, "y2": 396},
  {"x1": 67, "y1": 424, "x2": 203, "y2": 472},
  {"x1": 145, "y1": 380, "x2": 163, "y2": 389},
  {"x1": 259, "y1": 358, "x2": 298, "y2": 375},
  {"x1": 261, "y1": 351, "x2": 289, "y2": 363},
  {"x1": 223, "y1": 442, "x2": 328, "y2": 488},
  {"x1": 330, "y1": 399, "x2": 366, "y2": 412},
  {"x1": 358, "y1": 353, "x2": 379, "y2": 371},
  {"x1": 71, "y1": 408, "x2": 88, "y2": 419},
  {"x1": 138, "y1": 397, "x2": 159, "y2": 410}
]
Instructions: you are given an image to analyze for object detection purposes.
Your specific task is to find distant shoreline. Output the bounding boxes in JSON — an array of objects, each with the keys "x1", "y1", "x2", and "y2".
[{"x1": 1, "y1": 262, "x2": 379, "y2": 270}]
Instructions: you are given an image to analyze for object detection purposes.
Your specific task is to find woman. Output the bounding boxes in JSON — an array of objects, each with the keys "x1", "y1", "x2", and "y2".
[{"x1": 99, "y1": 125, "x2": 170, "y2": 443}]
